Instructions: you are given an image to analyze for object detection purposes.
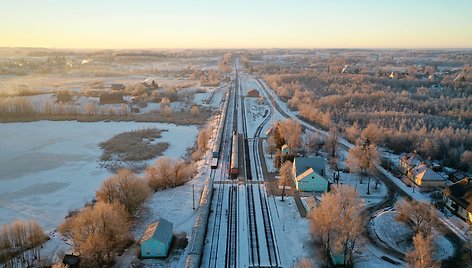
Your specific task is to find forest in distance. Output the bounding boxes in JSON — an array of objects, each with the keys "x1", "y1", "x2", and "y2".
[{"x1": 242, "y1": 50, "x2": 472, "y2": 172}]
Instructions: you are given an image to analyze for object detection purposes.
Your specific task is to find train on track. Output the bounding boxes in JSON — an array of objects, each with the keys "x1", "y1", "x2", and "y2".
[
  {"x1": 211, "y1": 91, "x2": 230, "y2": 169},
  {"x1": 229, "y1": 131, "x2": 239, "y2": 179}
]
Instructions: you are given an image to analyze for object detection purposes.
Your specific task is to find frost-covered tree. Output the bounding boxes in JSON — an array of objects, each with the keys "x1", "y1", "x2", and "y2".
[
  {"x1": 59, "y1": 202, "x2": 131, "y2": 267},
  {"x1": 347, "y1": 138, "x2": 380, "y2": 194},
  {"x1": 278, "y1": 161, "x2": 293, "y2": 201},
  {"x1": 406, "y1": 232, "x2": 438, "y2": 268},
  {"x1": 396, "y1": 200, "x2": 437, "y2": 236},
  {"x1": 309, "y1": 185, "x2": 364, "y2": 266},
  {"x1": 96, "y1": 169, "x2": 151, "y2": 216},
  {"x1": 325, "y1": 128, "x2": 339, "y2": 170},
  {"x1": 146, "y1": 157, "x2": 195, "y2": 191},
  {"x1": 278, "y1": 119, "x2": 302, "y2": 153}
]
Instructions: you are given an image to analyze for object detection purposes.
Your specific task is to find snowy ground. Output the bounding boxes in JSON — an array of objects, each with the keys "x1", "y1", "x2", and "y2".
[
  {"x1": 0, "y1": 121, "x2": 197, "y2": 229},
  {"x1": 326, "y1": 154, "x2": 389, "y2": 205},
  {"x1": 269, "y1": 196, "x2": 320, "y2": 267},
  {"x1": 371, "y1": 210, "x2": 454, "y2": 260},
  {"x1": 114, "y1": 156, "x2": 211, "y2": 268},
  {"x1": 114, "y1": 103, "x2": 222, "y2": 267}
]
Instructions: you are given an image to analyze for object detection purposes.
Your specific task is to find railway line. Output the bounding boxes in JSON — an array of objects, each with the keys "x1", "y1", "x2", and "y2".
[
  {"x1": 193, "y1": 62, "x2": 281, "y2": 268},
  {"x1": 239, "y1": 70, "x2": 280, "y2": 267}
]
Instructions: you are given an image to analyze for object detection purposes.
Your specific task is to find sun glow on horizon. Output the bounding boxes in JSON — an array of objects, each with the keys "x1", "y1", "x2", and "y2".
[{"x1": 1, "y1": 0, "x2": 472, "y2": 49}]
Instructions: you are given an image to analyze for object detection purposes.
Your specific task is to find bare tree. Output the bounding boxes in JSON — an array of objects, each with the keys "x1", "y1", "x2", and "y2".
[
  {"x1": 172, "y1": 160, "x2": 196, "y2": 187},
  {"x1": 347, "y1": 138, "x2": 380, "y2": 194},
  {"x1": 0, "y1": 220, "x2": 46, "y2": 267},
  {"x1": 306, "y1": 131, "x2": 324, "y2": 155},
  {"x1": 59, "y1": 202, "x2": 131, "y2": 267},
  {"x1": 325, "y1": 128, "x2": 339, "y2": 170},
  {"x1": 345, "y1": 122, "x2": 360, "y2": 143},
  {"x1": 309, "y1": 185, "x2": 364, "y2": 266},
  {"x1": 405, "y1": 232, "x2": 439, "y2": 268},
  {"x1": 197, "y1": 127, "x2": 210, "y2": 152},
  {"x1": 396, "y1": 200, "x2": 437, "y2": 236},
  {"x1": 278, "y1": 119, "x2": 302, "y2": 153},
  {"x1": 96, "y1": 169, "x2": 151, "y2": 216},
  {"x1": 361, "y1": 123, "x2": 383, "y2": 145},
  {"x1": 279, "y1": 161, "x2": 293, "y2": 201},
  {"x1": 145, "y1": 157, "x2": 194, "y2": 191},
  {"x1": 146, "y1": 157, "x2": 175, "y2": 191},
  {"x1": 271, "y1": 122, "x2": 286, "y2": 149},
  {"x1": 460, "y1": 150, "x2": 472, "y2": 172}
]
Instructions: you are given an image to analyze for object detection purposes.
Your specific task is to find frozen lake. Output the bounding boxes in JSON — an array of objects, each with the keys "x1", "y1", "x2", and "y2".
[{"x1": 0, "y1": 121, "x2": 197, "y2": 230}]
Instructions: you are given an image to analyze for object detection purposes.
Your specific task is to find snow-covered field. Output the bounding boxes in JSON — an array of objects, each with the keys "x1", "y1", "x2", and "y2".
[{"x1": 0, "y1": 121, "x2": 197, "y2": 230}]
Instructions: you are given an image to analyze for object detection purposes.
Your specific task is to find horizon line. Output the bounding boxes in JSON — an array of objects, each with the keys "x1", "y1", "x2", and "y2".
[{"x1": 2, "y1": 46, "x2": 472, "y2": 51}]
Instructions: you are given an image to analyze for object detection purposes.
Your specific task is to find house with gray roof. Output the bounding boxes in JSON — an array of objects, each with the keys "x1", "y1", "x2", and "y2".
[
  {"x1": 292, "y1": 157, "x2": 328, "y2": 192},
  {"x1": 139, "y1": 218, "x2": 173, "y2": 258}
]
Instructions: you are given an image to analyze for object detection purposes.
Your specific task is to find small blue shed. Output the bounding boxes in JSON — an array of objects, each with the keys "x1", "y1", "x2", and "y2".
[{"x1": 139, "y1": 218, "x2": 173, "y2": 258}]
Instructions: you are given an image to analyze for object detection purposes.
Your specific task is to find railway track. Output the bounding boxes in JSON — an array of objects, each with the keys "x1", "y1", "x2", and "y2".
[
  {"x1": 225, "y1": 185, "x2": 238, "y2": 268},
  {"x1": 207, "y1": 176, "x2": 225, "y2": 268},
  {"x1": 240, "y1": 72, "x2": 280, "y2": 267},
  {"x1": 206, "y1": 70, "x2": 239, "y2": 268},
  {"x1": 237, "y1": 71, "x2": 261, "y2": 266}
]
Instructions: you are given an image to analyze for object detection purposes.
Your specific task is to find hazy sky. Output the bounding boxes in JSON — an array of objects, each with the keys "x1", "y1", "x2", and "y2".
[{"x1": 1, "y1": 0, "x2": 471, "y2": 49}]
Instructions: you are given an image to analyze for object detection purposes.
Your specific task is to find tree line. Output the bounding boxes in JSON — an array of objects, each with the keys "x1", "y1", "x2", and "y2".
[
  {"x1": 0, "y1": 220, "x2": 47, "y2": 267},
  {"x1": 263, "y1": 65, "x2": 471, "y2": 172}
]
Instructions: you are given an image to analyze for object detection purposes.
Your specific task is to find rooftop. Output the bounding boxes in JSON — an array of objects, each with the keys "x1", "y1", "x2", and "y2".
[
  {"x1": 139, "y1": 218, "x2": 173, "y2": 244},
  {"x1": 294, "y1": 157, "x2": 325, "y2": 178}
]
